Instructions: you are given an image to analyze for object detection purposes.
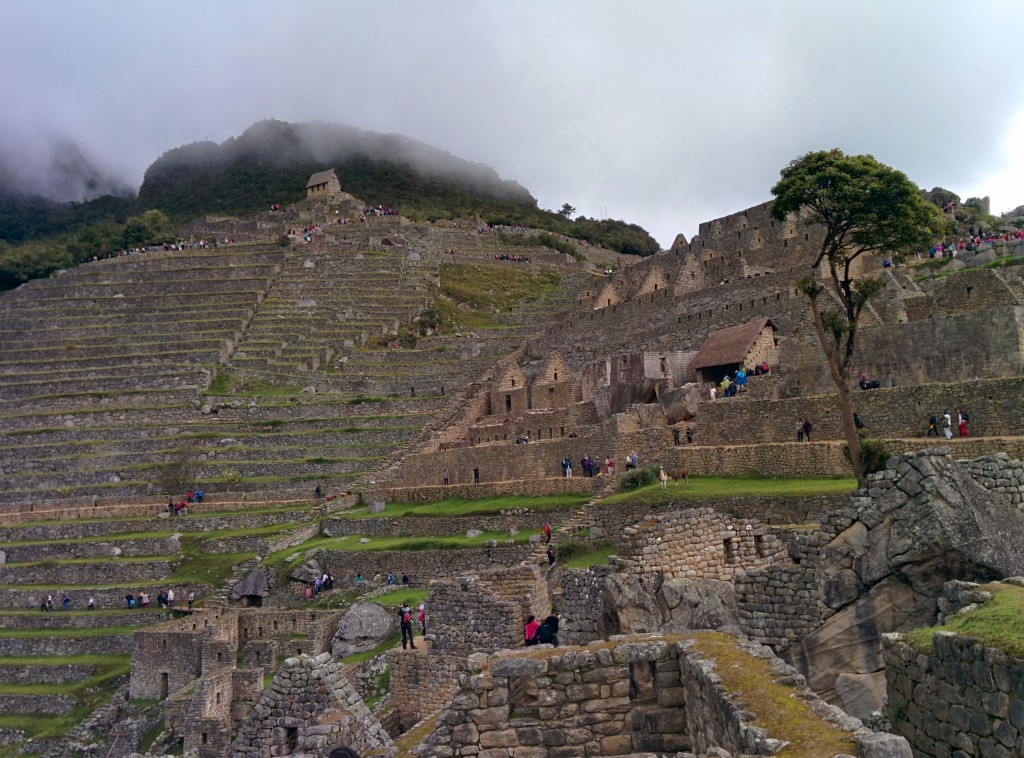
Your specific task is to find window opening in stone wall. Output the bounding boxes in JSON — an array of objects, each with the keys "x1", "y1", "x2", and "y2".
[
  {"x1": 548, "y1": 428, "x2": 553, "y2": 438},
  {"x1": 162, "y1": 639, "x2": 167, "y2": 650},
  {"x1": 505, "y1": 395, "x2": 512, "y2": 412},
  {"x1": 560, "y1": 427, "x2": 564, "y2": 437},
  {"x1": 508, "y1": 676, "x2": 539, "y2": 718},
  {"x1": 216, "y1": 692, "x2": 221, "y2": 705},
  {"x1": 217, "y1": 652, "x2": 223, "y2": 663},
  {"x1": 511, "y1": 378, "x2": 516, "y2": 387},
  {"x1": 723, "y1": 538, "x2": 739, "y2": 564},
  {"x1": 286, "y1": 727, "x2": 298, "y2": 753},
  {"x1": 258, "y1": 627, "x2": 264, "y2": 637},
  {"x1": 273, "y1": 620, "x2": 278, "y2": 630},
  {"x1": 255, "y1": 651, "x2": 261, "y2": 664},
  {"x1": 160, "y1": 672, "x2": 169, "y2": 699},
  {"x1": 628, "y1": 661, "x2": 657, "y2": 701},
  {"x1": 201, "y1": 733, "x2": 208, "y2": 745},
  {"x1": 754, "y1": 534, "x2": 767, "y2": 558},
  {"x1": 553, "y1": 371, "x2": 558, "y2": 381},
  {"x1": 660, "y1": 357, "x2": 667, "y2": 374}
]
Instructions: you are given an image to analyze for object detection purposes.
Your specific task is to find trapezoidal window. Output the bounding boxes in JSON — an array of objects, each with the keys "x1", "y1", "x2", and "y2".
[
  {"x1": 508, "y1": 676, "x2": 539, "y2": 719},
  {"x1": 723, "y1": 537, "x2": 739, "y2": 565},
  {"x1": 629, "y1": 660, "x2": 657, "y2": 701}
]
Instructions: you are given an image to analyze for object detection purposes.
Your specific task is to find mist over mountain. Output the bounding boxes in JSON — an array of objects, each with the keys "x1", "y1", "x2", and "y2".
[
  {"x1": 140, "y1": 120, "x2": 536, "y2": 209},
  {"x1": 0, "y1": 137, "x2": 133, "y2": 203}
]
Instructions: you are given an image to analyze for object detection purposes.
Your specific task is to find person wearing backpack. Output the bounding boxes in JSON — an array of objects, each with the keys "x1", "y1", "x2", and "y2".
[
  {"x1": 535, "y1": 611, "x2": 559, "y2": 647},
  {"x1": 399, "y1": 602, "x2": 416, "y2": 650},
  {"x1": 958, "y1": 410, "x2": 969, "y2": 438}
]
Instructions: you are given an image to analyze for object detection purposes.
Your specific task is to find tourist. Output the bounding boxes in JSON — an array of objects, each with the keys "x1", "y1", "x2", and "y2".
[
  {"x1": 387, "y1": 572, "x2": 396, "y2": 586},
  {"x1": 315, "y1": 484, "x2": 322, "y2": 501},
  {"x1": 686, "y1": 427, "x2": 694, "y2": 444},
  {"x1": 536, "y1": 612, "x2": 559, "y2": 646},
  {"x1": 402, "y1": 573, "x2": 409, "y2": 585},
  {"x1": 802, "y1": 418, "x2": 813, "y2": 442},
  {"x1": 62, "y1": 593, "x2": 71, "y2": 611},
  {"x1": 544, "y1": 523, "x2": 551, "y2": 543},
  {"x1": 304, "y1": 585, "x2": 314, "y2": 601},
  {"x1": 605, "y1": 456, "x2": 614, "y2": 477},
  {"x1": 356, "y1": 573, "x2": 364, "y2": 584},
  {"x1": 167, "y1": 589, "x2": 174, "y2": 608},
  {"x1": 87, "y1": 596, "x2": 95, "y2": 611},
  {"x1": 958, "y1": 410, "x2": 969, "y2": 438},
  {"x1": 943, "y1": 411, "x2": 953, "y2": 440},
  {"x1": 710, "y1": 385, "x2": 717, "y2": 401},
  {"x1": 796, "y1": 418, "x2": 804, "y2": 442},
  {"x1": 140, "y1": 591, "x2": 149, "y2": 610},
  {"x1": 418, "y1": 602, "x2": 427, "y2": 635},
  {"x1": 524, "y1": 614, "x2": 540, "y2": 646},
  {"x1": 927, "y1": 415, "x2": 939, "y2": 437},
  {"x1": 547, "y1": 545, "x2": 556, "y2": 566},
  {"x1": 673, "y1": 427, "x2": 681, "y2": 445},
  {"x1": 187, "y1": 591, "x2": 195, "y2": 611},
  {"x1": 400, "y1": 602, "x2": 417, "y2": 650},
  {"x1": 195, "y1": 488, "x2": 204, "y2": 504},
  {"x1": 473, "y1": 465, "x2": 480, "y2": 484},
  {"x1": 442, "y1": 467, "x2": 449, "y2": 485}
]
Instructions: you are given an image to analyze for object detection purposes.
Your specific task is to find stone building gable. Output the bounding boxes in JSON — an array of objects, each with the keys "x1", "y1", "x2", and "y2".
[
  {"x1": 494, "y1": 362, "x2": 527, "y2": 392},
  {"x1": 636, "y1": 266, "x2": 669, "y2": 297},
  {"x1": 305, "y1": 168, "x2": 341, "y2": 198},
  {"x1": 535, "y1": 353, "x2": 568, "y2": 385},
  {"x1": 690, "y1": 317, "x2": 776, "y2": 374},
  {"x1": 593, "y1": 281, "x2": 621, "y2": 309},
  {"x1": 231, "y1": 652, "x2": 392, "y2": 757},
  {"x1": 531, "y1": 354, "x2": 571, "y2": 410}
]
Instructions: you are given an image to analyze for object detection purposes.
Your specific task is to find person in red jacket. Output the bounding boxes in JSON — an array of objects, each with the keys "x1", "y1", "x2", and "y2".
[{"x1": 524, "y1": 614, "x2": 540, "y2": 646}]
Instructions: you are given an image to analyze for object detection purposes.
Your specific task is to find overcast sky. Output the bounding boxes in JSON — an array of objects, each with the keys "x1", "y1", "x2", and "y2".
[{"x1": 2, "y1": 1, "x2": 1022, "y2": 247}]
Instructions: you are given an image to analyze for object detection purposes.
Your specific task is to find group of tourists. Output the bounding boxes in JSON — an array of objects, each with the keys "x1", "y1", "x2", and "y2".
[
  {"x1": 363, "y1": 204, "x2": 398, "y2": 217},
  {"x1": 575, "y1": 454, "x2": 615, "y2": 478},
  {"x1": 303, "y1": 572, "x2": 337, "y2": 600},
  {"x1": 524, "y1": 610, "x2": 560, "y2": 647},
  {"x1": 924, "y1": 228, "x2": 1024, "y2": 260},
  {"x1": 167, "y1": 488, "x2": 203, "y2": 516},
  {"x1": 120, "y1": 588, "x2": 194, "y2": 611},
  {"x1": 672, "y1": 426, "x2": 694, "y2": 445},
  {"x1": 796, "y1": 418, "x2": 813, "y2": 442},
  {"x1": 927, "y1": 410, "x2": 970, "y2": 439},
  {"x1": 493, "y1": 253, "x2": 533, "y2": 262}
]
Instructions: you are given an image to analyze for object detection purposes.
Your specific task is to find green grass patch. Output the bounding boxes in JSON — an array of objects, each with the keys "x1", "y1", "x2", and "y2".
[
  {"x1": 370, "y1": 586, "x2": 430, "y2": 607},
  {"x1": 599, "y1": 474, "x2": 856, "y2": 506},
  {"x1": 341, "y1": 634, "x2": 401, "y2": 664},
  {"x1": 694, "y1": 632, "x2": 860, "y2": 756},
  {"x1": 0, "y1": 626, "x2": 141, "y2": 639},
  {"x1": 343, "y1": 493, "x2": 589, "y2": 519},
  {"x1": 0, "y1": 655, "x2": 130, "y2": 740},
  {"x1": 560, "y1": 541, "x2": 616, "y2": 570},
  {"x1": 903, "y1": 583, "x2": 1024, "y2": 658},
  {"x1": 205, "y1": 371, "x2": 301, "y2": 396}
]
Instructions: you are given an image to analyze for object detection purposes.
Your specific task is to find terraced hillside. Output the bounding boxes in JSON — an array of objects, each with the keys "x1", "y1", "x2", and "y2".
[{"x1": 0, "y1": 227, "x2": 595, "y2": 509}]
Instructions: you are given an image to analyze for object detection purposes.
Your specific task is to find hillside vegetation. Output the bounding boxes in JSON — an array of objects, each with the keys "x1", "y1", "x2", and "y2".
[{"x1": 0, "y1": 120, "x2": 659, "y2": 291}]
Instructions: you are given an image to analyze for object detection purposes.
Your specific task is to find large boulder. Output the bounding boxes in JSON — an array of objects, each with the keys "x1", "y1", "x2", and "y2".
[
  {"x1": 331, "y1": 602, "x2": 397, "y2": 657},
  {"x1": 657, "y1": 382, "x2": 704, "y2": 423},
  {"x1": 231, "y1": 566, "x2": 275, "y2": 601},
  {"x1": 601, "y1": 574, "x2": 737, "y2": 635},
  {"x1": 289, "y1": 558, "x2": 323, "y2": 584},
  {"x1": 785, "y1": 450, "x2": 1024, "y2": 716}
]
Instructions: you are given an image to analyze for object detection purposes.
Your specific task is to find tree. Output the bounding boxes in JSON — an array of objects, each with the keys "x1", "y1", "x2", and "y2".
[
  {"x1": 770, "y1": 149, "x2": 945, "y2": 482},
  {"x1": 558, "y1": 203, "x2": 576, "y2": 218}
]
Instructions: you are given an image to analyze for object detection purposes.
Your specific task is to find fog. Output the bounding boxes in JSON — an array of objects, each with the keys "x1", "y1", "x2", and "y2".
[{"x1": 2, "y1": 0, "x2": 1022, "y2": 245}]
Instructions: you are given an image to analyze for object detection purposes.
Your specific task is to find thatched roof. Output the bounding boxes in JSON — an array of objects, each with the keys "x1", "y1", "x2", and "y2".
[
  {"x1": 690, "y1": 317, "x2": 775, "y2": 370},
  {"x1": 306, "y1": 169, "x2": 338, "y2": 189}
]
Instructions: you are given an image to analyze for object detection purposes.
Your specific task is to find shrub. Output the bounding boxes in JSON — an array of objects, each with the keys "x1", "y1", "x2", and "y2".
[
  {"x1": 618, "y1": 464, "x2": 660, "y2": 491},
  {"x1": 844, "y1": 435, "x2": 889, "y2": 475}
]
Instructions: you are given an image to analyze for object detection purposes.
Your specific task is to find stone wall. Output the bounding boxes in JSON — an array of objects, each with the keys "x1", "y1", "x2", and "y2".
[
  {"x1": 610, "y1": 507, "x2": 786, "y2": 582},
  {"x1": 322, "y1": 511, "x2": 570, "y2": 539},
  {"x1": 699, "y1": 375, "x2": 1024, "y2": 446},
  {"x1": 129, "y1": 629, "x2": 203, "y2": 700},
  {"x1": 885, "y1": 632, "x2": 1024, "y2": 758},
  {"x1": 426, "y1": 575, "x2": 523, "y2": 655},
  {"x1": 734, "y1": 564, "x2": 829, "y2": 651},
  {"x1": 418, "y1": 632, "x2": 906, "y2": 757},
  {"x1": 320, "y1": 545, "x2": 534, "y2": 586},
  {"x1": 389, "y1": 647, "x2": 461, "y2": 731},
  {"x1": 588, "y1": 494, "x2": 844, "y2": 541}
]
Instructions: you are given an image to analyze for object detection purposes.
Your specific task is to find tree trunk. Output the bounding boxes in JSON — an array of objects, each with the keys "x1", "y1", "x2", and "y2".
[{"x1": 807, "y1": 295, "x2": 866, "y2": 482}]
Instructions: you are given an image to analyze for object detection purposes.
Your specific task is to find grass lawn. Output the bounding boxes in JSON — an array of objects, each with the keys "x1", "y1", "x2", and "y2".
[
  {"x1": 904, "y1": 582, "x2": 1024, "y2": 658},
  {"x1": 560, "y1": 542, "x2": 616, "y2": 570},
  {"x1": 599, "y1": 475, "x2": 856, "y2": 506},
  {"x1": 339, "y1": 493, "x2": 590, "y2": 519}
]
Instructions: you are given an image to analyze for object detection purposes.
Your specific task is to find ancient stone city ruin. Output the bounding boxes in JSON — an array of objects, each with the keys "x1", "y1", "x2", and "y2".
[{"x1": 2, "y1": 173, "x2": 1024, "y2": 758}]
